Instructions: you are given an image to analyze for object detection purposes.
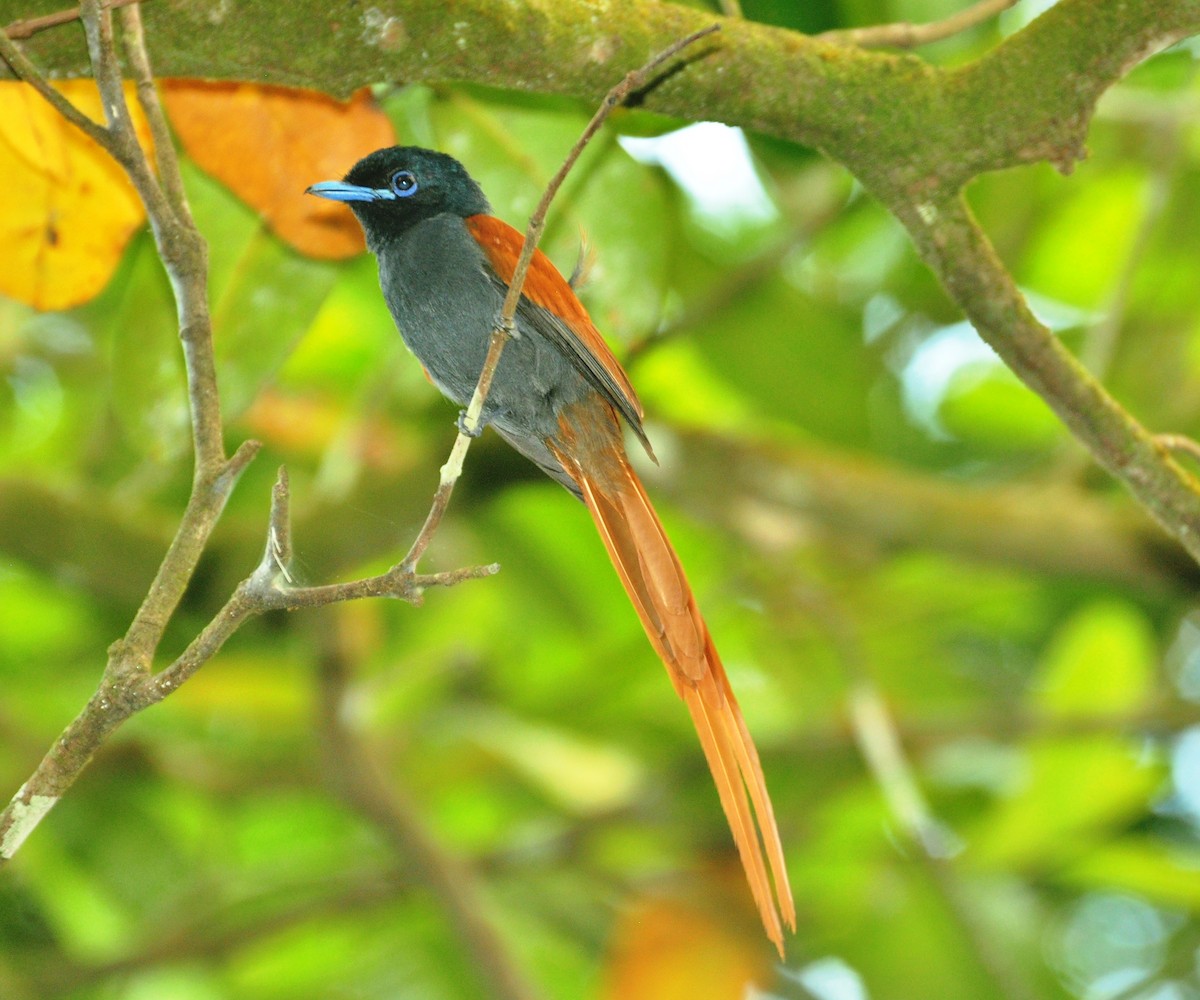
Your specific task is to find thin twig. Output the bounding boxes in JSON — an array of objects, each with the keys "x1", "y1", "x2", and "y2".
[
  {"x1": 145, "y1": 467, "x2": 496, "y2": 700},
  {"x1": 818, "y1": 0, "x2": 1019, "y2": 48},
  {"x1": 1158, "y1": 434, "x2": 1200, "y2": 467},
  {"x1": 77, "y1": 0, "x2": 166, "y2": 218},
  {"x1": 3, "y1": 0, "x2": 144, "y2": 40},
  {"x1": 400, "y1": 24, "x2": 720, "y2": 573},
  {"x1": 0, "y1": 0, "x2": 248, "y2": 865},
  {"x1": 78, "y1": 0, "x2": 225, "y2": 476},
  {"x1": 494, "y1": 23, "x2": 723, "y2": 353},
  {"x1": 119, "y1": 0, "x2": 191, "y2": 224},
  {"x1": 0, "y1": 15, "x2": 723, "y2": 872}
]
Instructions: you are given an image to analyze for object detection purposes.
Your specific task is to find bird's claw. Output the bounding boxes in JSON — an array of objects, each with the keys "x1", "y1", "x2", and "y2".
[{"x1": 457, "y1": 410, "x2": 484, "y2": 437}]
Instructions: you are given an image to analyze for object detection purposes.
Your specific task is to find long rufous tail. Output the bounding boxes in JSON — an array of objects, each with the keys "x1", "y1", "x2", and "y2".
[{"x1": 549, "y1": 431, "x2": 796, "y2": 955}]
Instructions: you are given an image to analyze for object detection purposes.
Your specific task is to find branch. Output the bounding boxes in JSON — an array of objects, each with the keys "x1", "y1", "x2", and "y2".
[
  {"x1": 4, "y1": 0, "x2": 1195, "y2": 196},
  {"x1": 2, "y1": 0, "x2": 142, "y2": 40},
  {"x1": 0, "y1": 13, "x2": 108, "y2": 144},
  {"x1": 816, "y1": 0, "x2": 1019, "y2": 49},
  {"x1": 0, "y1": 15, "x2": 723, "y2": 868},
  {"x1": 0, "y1": 0, "x2": 254, "y2": 864},
  {"x1": 12, "y1": 1, "x2": 1198, "y2": 569},
  {"x1": 893, "y1": 195, "x2": 1200, "y2": 566},
  {"x1": 119, "y1": 0, "x2": 190, "y2": 222},
  {"x1": 8, "y1": 4, "x2": 1200, "y2": 570}
]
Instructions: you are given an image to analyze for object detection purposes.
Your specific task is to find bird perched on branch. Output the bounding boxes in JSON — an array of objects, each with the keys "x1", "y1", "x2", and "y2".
[{"x1": 308, "y1": 146, "x2": 795, "y2": 953}]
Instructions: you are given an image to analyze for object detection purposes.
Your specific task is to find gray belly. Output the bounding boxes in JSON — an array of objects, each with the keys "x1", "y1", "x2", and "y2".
[{"x1": 379, "y1": 214, "x2": 589, "y2": 444}]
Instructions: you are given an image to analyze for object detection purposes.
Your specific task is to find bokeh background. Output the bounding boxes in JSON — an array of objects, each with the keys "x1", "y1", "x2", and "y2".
[{"x1": 3, "y1": 1, "x2": 1200, "y2": 998}]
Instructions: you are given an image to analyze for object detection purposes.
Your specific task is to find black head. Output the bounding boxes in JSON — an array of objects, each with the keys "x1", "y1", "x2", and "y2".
[{"x1": 306, "y1": 146, "x2": 490, "y2": 248}]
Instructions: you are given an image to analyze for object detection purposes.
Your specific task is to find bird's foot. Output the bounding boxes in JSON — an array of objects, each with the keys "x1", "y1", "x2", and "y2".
[{"x1": 456, "y1": 410, "x2": 485, "y2": 437}]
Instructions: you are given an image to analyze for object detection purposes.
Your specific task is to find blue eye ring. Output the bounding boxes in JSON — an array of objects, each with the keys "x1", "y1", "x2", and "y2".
[{"x1": 390, "y1": 170, "x2": 418, "y2": 197}]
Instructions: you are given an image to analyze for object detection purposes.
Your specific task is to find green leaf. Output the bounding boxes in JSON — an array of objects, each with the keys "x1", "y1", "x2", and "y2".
[
  {"x1": 1032, "y1": 600, "x2": 1156, "y2": 719},
  {"x1": 939, "y1": 361, "x2": 1065, "y2": 454},
  {"x1": 1060, "y1": 839, "x2": 1200, "y2": 910},
  {"x1": 970, "y1": 737, "x2": 1163, "y2": 869}
]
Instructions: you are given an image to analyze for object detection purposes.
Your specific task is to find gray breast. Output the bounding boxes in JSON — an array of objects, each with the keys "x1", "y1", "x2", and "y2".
[{"x1": 378, "y1": 214, "x2": 589, "y2": 442}]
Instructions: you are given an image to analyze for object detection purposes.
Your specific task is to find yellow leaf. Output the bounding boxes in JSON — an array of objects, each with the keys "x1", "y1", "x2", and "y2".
[{"x1": 0, "y1": 80, "x2": 152, "y2": 310}]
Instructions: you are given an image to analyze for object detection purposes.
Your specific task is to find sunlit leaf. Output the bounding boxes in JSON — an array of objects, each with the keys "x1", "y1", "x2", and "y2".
[
  {"x1": 1061, "y1": 838, "x2": 1200, "y2": 909},
  {"x1": 1033, "y1": 600, "x2": 1157, "y2": 719},
  {"x1": 969, "y1": 738, "x2": 1164, "y2": 868},
  {"x1": 0, "y1": 80, "x2": 152, "y2": 310}
]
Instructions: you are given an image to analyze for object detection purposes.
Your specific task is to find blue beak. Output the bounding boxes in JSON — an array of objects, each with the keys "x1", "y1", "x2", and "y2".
[{"x1": 305, "y1": 180, "x2": 396, "y2": 203}]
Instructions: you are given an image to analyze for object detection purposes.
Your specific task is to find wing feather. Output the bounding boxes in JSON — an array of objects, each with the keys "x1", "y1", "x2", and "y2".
[{"x1": 465, "y1": 214, "x2": 655, "y2": 460}]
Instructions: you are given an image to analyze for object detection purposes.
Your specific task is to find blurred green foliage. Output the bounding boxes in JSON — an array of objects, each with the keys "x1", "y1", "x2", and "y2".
[{"x1": 3, "y1": 2, "x2": 1200, "y2": 999}]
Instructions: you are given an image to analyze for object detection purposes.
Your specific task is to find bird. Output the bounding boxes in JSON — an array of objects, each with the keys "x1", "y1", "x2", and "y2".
[{"x1": 307, "y1": 146, "x2": 795, "y2": 954}]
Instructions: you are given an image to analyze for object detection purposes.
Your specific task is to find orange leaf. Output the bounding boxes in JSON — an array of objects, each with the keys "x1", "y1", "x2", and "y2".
[
  {"x1": 160, "y1": 82, "x2": 395, "y2": 259},
  {"x1": 239, "y1": 389, "x2": 416, "y2": 471},
  {"x1": 601, "y1": 893, "x2": 771, "y2": 999},
  {"x1": 0, "y1": 80, "x2": 152, "y2": 311}
]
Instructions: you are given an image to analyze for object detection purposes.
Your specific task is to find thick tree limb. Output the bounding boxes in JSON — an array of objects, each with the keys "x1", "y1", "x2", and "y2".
[
  {"x1": 894, "y1": 195, "x2": 1200, "y2": 565},
  {"x1": 3, "y1": 0, "x2": 1196, "y2": 196},
  {"x1": 655, "y1": 430, "x2": 1199, "y2": 596}
]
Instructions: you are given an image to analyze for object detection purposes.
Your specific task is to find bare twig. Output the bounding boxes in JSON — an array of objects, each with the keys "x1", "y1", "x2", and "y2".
[
  {"x1": 0, "y1": 0, "x2": 248, "y2": 864},
  {"x1": 119, "y1": 1, "x2": 191, "y2": 222},
  {"x1": 818, "y1": 0, "x2": 1019, "y2": 49},
  {"x1": 3, "y1": 0, "x2": 143, "y2": 40},
  {"x1": 0, "y1": 22, "x2": 109, "y2": 144},
  {"x1": 145, "y1": 467, "x2": 497, "y2": 702},
  {"x1": 0, "y1": 14, "x2": 723, "y2": 868},
  {"x1": 400, "y1": 22, "x2": 721, "y2": 574},
  {"x1": 1158, "y1": 434, "x2": 1200, "y2": 468}
]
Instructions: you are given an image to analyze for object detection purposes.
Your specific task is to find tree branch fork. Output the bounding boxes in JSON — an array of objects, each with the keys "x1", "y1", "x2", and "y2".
[
  {"x1": 0, "y1": 3, "x2": 717, "y2": 899},
  {"x1": 0, "y1": 0, "x2": 504, "y2": 866}
]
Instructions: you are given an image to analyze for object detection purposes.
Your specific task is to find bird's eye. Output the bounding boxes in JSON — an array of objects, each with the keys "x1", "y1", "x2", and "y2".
[{"x1": 389, "y1": 170, "x2": 418, "y2": 197}]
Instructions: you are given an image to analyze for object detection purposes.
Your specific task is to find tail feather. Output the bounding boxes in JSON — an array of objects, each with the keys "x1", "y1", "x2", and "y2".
[{"x1": 551, "y1": 438, "x2": 795, "y2": 955}]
